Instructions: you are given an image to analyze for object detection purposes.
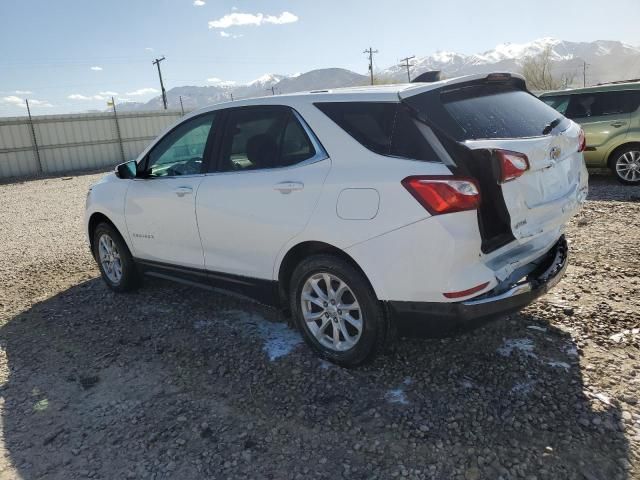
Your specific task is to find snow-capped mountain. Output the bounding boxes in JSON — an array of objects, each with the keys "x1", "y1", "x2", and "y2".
[
  {"x1": 118, "y1": 39, "x2": 640, "y2": 112},
  {"x1": 248, "y1": 73, "x2": 288, "y2": 87},
  {"x1": 118, "y1": 69, "x2": 367, "y2": 112},
  {"x1": 383, "y1": 38, "x2": 640, "y2": 83}
]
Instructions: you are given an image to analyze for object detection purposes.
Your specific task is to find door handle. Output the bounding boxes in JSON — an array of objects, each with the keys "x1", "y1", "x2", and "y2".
[
  {"x1": 273, "y1": 181, "x2": 304, "y2": 194},
  {"x1": 173, "y1": 186, "x2": 193, "y2": 197},
  {"x1": 611, "y1": 121, "x2": 627, "y2": 128}
]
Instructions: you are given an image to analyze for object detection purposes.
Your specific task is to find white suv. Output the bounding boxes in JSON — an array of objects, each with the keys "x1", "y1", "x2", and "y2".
[{"x1": 85, "y1": 73, "x2": 588, "y2": 366}]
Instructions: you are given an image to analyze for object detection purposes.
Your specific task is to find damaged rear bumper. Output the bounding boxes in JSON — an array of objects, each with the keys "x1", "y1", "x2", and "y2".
[{"x1": 387, "y1": 235, "x2": 568, "y2": 336}]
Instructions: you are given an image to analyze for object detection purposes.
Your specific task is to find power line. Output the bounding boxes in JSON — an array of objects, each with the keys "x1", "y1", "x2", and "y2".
[
  {"x1": 399, "y1": 55, "x2": 416, "y2": 82},
  {"x1": 363, "y1": 47, "x2": 379, "y2": 85},
  {"x1": 152, "y1": 56, "x2": 168, "y2": 110}
]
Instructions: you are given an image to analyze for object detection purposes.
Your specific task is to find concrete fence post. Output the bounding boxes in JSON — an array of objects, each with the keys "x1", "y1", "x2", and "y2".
[
  {"x1": 110, "y1": 97, "x2": 126, "y2": 164},
  {"x1": 25, "y1": 99, "x2": 43, "y2": 174}
]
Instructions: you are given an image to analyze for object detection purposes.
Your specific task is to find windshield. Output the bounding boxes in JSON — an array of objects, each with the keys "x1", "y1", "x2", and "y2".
[{"x1": 404, "y1": 83, "x2": 571, "y2": 141}]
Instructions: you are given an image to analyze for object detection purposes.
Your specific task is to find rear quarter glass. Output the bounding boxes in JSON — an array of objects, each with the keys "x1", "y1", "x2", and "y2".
[{"x1": 314, "y1": 102, "x2": 442, "y2": 162}]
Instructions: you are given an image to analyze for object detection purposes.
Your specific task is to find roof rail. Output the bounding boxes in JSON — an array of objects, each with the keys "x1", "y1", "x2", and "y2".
[{"x1": 595, "y1": 78, "x2": 640, "y2": 86}]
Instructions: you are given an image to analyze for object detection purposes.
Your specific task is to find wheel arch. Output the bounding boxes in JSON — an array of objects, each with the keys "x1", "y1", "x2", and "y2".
[
  {"x1": 607, "y1": 141, "x2": 640, "y2": 169},
  {"x1": 276, "y1": 241, "x2": 378, "y2": 309},
  {"x1": 88, "y1": 212, "x2": 125, "y2": 254}
]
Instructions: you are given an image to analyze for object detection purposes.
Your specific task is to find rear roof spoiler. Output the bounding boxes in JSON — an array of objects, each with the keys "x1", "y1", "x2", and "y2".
[{"x1": 399, "y1": 72, "x2": 527, "y2": 100}]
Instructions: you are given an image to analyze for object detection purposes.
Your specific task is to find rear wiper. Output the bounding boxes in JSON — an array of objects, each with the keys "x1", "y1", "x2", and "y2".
[{"x1": 542, "y1": 117, "x2": 563, "y2": 135}]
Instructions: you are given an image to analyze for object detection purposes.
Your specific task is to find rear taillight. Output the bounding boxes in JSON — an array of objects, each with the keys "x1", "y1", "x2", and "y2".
[
  {"x1": 578, "y1": 129, "x2": 586, "y2": 152},
  {"x1": 496, "y1": 149, "x2": 529, "y2": 183},
  {"x1": 402, "y1": 176, "x2": 480, "y2": 215}
]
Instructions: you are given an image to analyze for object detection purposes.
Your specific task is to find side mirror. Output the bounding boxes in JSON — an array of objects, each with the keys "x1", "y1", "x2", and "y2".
[{"x1": 115, "y1": 160, "x2": 137, "y2": 179}]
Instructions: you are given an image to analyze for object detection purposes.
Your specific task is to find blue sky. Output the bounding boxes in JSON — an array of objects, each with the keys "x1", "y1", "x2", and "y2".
[{"x1": 1, "y1": 0, "x2": 639, "y2": 115}]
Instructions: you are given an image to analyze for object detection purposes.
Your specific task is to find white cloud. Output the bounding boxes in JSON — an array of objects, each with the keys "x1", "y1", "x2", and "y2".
[
  {"x1": 193, "y1": 0, "x2": 205, "y2": 5},
  {"x1": 145, "y1": 47, "x2": 154, "y2": 52},
  {"x1": 207, "y1": 77, "x2": 236, "y2": 87},
  {"x1": 68, "y1": 92, "x2": 119, "y2": 101},
  {"x1": 219, "y1": 31, "x2": 243, "y2": 39},
  {"x1": 90, "y1": 66, "x2": 103, "y2": 71},
  {"x1": 14, "y1": 90, "x2": 32, "y2": 95},
  {"x1": 68, "y1": 94, "x2": 92, "y2": 100},
  {"x1": 2, "y1": 96, "x2": 24, "y2": 105},
  {"x1": 2, "y1": 96, "x2": 52, "y2": 108},
  {"x1": 208, "y1": 11, "x2": 298, "y2": 29},
  {"x1": 126, "y1": 87, "x2": 160, "y2": 96},
  {"x1": 29, "y1": 99, "x2": 53, "y2": 107}
]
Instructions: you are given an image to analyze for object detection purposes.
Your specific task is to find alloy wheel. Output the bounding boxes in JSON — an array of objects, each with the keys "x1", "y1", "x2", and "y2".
[
  {"x1": 615, "y1": 151, "x2": 640, "y2": 183},
  {"x1": 300, "y1": 272, "x2": 363, "y2": 352},
  {"x1": 98, "y1": 233, "x2": 123, "y2": 284}
]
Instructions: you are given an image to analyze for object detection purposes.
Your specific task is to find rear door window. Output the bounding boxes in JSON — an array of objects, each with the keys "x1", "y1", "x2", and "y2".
[
  {"x1": 564, "y1": 91, "x2": 640, "y2": 119},
  {"x1": 216, "y1": 106, "x2": 316, "y2": 172},
  {"x1": 404, "y1": 83, "x2": 570, "y2": 141},
  {"x1": 314, "y1": 102, "x2": 439, "y2": 162}
]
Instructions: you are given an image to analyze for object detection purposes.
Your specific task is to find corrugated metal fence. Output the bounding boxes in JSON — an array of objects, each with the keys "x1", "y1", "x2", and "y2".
[{"x1": 0, "y1": 110, "x2": 186, "y2": 179}]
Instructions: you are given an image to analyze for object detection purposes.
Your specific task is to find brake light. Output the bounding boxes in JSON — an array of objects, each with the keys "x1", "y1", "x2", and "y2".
[
  {"x1": 496, "y1": 149, "x2": 529, "y2": 183},
  {"x1": 578, "y1": 129, "x2": 586, "y2": 152},
  {"x1": 402, "y1": 176, "x2": 480, "y2": 215}
]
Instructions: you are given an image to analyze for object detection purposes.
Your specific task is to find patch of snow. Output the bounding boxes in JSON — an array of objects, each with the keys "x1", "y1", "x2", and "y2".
[
  {"x1": 248, "y1": 73, "x2": 285, "y2": 86},
  {"x1": 510, "y1": 380, "x2": 535, "y2": 396},
  {"x1": 547, "y1": 361, "x2": 570, "y2": 371},
  {"x1": 319, "y1": 360, "x2": 333, "y2": 370},
  {"x1": 460, "y1": 378, "x2": 475, "y2": 389},
  {"x1": 385, "y1": 378, "x2": 413, "y2": 405},
  {"x1": 207, "y1": 77, "x2": 237, "y2": 87},
  {"x1": 610, "y1": 329, "x2": 640, "y2": 343},
  {"x1": 385, "y1": 388, "x2": 409, "y2": 405},
  {"x1": 497, "y1": 338, "x2": 537, "y2": 358},
  {"x1": 527, "y1": 325, "x2": 548, "y2": 333},
  {"x1": 254, "y1": 319, "x2": 303, "y2": 361},
  {"x1": 593, "y1": 392, "x2": 612, "y2": 406},
  {"x1": 195, "y1": 310, "x2": 302, "y2": 361}
]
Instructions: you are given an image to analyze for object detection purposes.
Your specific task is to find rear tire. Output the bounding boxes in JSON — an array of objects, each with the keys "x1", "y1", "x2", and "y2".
[
  {"x1": 92, "y1": 222, "x2": 141, "y2": 292},
  {"x1": 610, "y1": 146, "x2": 640, "y2": 185},
  {"x1": 290, "y1": 254, "x2": 388, "y2": 367}
]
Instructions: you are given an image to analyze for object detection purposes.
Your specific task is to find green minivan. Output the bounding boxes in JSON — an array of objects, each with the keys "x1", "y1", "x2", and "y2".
[{"x1": 540, "y1": 82, "x2": 640, "y2": 185}]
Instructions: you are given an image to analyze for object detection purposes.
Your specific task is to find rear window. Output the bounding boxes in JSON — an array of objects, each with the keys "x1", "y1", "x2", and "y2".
[
  {"x1": 314, "y1": 102, "x2": 439, "y2": 162},
  {"x1": 405, "y1": 84, "x2": 570, "y2": 141}
]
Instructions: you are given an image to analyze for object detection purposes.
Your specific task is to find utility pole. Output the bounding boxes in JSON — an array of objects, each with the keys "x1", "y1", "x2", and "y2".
[
  {"x1": 582, "y1": 61, "x2": 589, "y2": 88},
  {"x1": 109, "y1": 97, "x2": 126, "y2": 163},
  {"x1": 230, "y1": 92, "x2": 234, "y2": 101},
  {"x1": 25, "y1": 99, "x2": 43, "y2": 174},
  {"x1": 266, "y1": 86, "x2": 277, "y2": 95},
  {"x1": 363, "y1": 47, "x2": 378, "y2": 85},
  {"x1": 179, "y1": 95, "x2": 185, "y2": 115},
  {"x1": 399, "y1": 55, "x2": 415, "y2": 83},
  {"x1": 152, "y1": 56, "x2": 168, "y2": 110}
]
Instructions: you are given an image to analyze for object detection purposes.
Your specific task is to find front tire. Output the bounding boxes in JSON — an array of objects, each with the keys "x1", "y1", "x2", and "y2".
[
  {"x1": 92, "y1": 222, "x2": 140, "y2": 292},
  {"x1": 611, "y1": 147, "x2": 640, "y2": 185},
  {"x1": 290, "y1": 254, "x2": 389, "y2": 367}
]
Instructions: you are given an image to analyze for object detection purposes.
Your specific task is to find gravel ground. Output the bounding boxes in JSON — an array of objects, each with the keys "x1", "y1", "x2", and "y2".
[{"x1": 0, "y1": 172, "x2": 639, "y2": 480}]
